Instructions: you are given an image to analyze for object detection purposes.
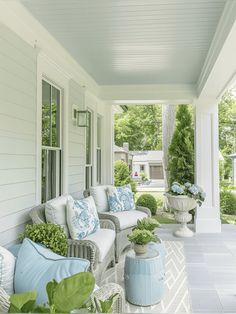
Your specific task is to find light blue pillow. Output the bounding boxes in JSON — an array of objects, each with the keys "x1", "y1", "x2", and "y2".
[
  {"x1": 67, "y1": 196, "x2": 100, "y2": 240},
  {"x1": 14, "y1": 239, "x2": 90, "y2": 305},
  {"x1": 117, "y1": 184, "x2": 135, "y2": 211},
  {"x1": 106, "y1": 186, "x2": 125, "y2": 212}
]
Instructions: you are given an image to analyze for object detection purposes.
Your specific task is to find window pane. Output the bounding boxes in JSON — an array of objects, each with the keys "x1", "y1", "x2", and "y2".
[
  {"x1": 86, "y1": 111, "x2": 92, "y2": 164},
  {"x1": 97, "y1": 148, "x2": 101, "y2": 184},
  {"x1": 41, "y1": 149, "x2": 61, "y2": 203},
  {"x1": 42, "y1": 81, "x2": 51, "y2": 146},
  {"x1": 51, "y1": 86, "x2": 60, "y2": 147},
  {"x1": 97, "y1": 116, "x2": 102, "y2": 148}
]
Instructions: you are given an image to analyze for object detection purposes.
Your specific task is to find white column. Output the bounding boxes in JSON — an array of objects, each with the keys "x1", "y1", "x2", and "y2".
[{"x1": 194, "y1": 98, "x2": 221, "y2": 233}]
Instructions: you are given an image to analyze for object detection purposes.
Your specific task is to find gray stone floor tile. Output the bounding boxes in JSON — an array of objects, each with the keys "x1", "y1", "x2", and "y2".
[
  {"x1": 217, "y1": 290, "x2": 236, "y2": 313},
  {"x1": 190, "y1": 289, "x2": 223, "y2": 313},
  {"x1": 186, "y1": 265, "x2": 214, "y2": 289},
  {"x1": 204, "y1": 254, "x2": 236, "y2": 269},
  {"x1": 184, "y1": 252, "x2": 205, "y2": 264}
]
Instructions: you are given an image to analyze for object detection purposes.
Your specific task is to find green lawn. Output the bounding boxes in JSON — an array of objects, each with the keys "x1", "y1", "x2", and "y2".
[
  {"x1": 221, "y1": 214, "x2": 236, "y2": 224},
  {"x1": 153, "y1": 214, "x2": 176, "y2": 224}
]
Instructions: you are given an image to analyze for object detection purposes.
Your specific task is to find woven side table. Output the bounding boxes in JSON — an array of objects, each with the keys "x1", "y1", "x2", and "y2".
[{"x1": 124, "y1": 247, "x2": 165, "y2": 306}]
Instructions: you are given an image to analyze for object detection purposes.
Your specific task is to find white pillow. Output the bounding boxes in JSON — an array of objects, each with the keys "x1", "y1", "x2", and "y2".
[
  {"x1": 0, "y1": 246, "x2": 15, "y2": 295},
  {"x1": 67, "y1": 196, "x2": 100, "y2": 240},
  {"x1": 45, "y1": 195, "x2": 69, "y2": 236}
]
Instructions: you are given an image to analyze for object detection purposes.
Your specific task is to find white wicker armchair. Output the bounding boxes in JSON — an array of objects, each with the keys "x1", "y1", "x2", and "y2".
[
  {"x1": 29, "y1": 202, "x2": 115, "y2": 284},
  {"x1": 84, "y1": 185, "x2": 151, "y2": 262}
]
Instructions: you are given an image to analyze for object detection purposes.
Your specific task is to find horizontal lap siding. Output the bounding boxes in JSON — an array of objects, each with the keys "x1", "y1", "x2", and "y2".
[
  {"x1": 68, "y1": 80, "x2": 85, "y2": 199},
  {"x1": 0, "y1": 24, "x2": 37, "y2": 247}
]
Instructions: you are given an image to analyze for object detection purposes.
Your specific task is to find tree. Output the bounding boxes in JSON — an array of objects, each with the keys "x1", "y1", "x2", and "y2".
[
  {"x1": 115, "y1": 105, "x2": 162, "y2": 151},
  {"x1": 218, "y1": 92, "x2": 236, "y2": 180},
  {"x1": 114, "y1": 160, "x2": 137, "y2": 192},
  {"x1": 168, "y1": 105, "x2": 194, "y2": 186}
]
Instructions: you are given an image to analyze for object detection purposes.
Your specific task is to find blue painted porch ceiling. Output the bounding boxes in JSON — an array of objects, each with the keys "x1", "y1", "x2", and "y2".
[{"x1": 21, "y1": 0, "x2": 226, "y2": 85}]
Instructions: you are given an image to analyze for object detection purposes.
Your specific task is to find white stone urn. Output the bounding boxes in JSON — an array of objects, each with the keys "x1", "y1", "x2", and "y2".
[{"x1": 165, "y1": 193, "x2": 197, "y2": 237}]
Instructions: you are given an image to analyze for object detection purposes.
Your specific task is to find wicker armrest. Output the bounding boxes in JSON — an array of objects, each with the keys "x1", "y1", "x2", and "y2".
[
  {"x1": 98, "y1": 212, "x2": 121, "y2": 231},
  {"x1": 67, "y1": 239, "x2": 99, "y2": 271},
  {"x1": 0, "y1": 287, "x2": 10, "y2": 313},
  {"x1": 99, "y1": 219, "x2": 115, "y2": 231},
  {"x1": 91, "y1": 283, "x2": 125, "y2": 313},
  {"x1": 136, "y1": 205, "x2": 152, "y2": 217}
]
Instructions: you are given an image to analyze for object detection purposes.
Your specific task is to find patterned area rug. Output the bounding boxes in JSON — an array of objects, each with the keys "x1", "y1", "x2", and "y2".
[{"x1": 101, "y1": 241, "x2": 191, "y2": 313}]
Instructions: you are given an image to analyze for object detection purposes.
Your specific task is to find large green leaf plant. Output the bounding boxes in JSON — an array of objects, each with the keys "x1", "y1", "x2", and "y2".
[{"x1": 8, "y1": 272, "x2": 118, "y2": 314}]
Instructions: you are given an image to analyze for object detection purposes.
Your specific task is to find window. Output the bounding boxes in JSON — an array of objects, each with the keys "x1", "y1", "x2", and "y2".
[
  {"x1": 140, "y1": 164, "x2": 145, "y2": 172},
  {"x1": 85, "y1": 110, "x2": 92, "y2": 189},
  {"x1": 97, "y1": 116, "x2": 102, "y2": 184},
  {"x1": 41, "y1": 80, "x2": 62, "y2": 203}
]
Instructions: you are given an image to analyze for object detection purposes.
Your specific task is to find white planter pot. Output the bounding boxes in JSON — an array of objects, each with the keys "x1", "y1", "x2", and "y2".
[
  {"x1": 134, "y1": 244, "x2": 148, "y2": 255},
  {"x1": 165, "y1": 193, "x2": 197, "y2": 237}
]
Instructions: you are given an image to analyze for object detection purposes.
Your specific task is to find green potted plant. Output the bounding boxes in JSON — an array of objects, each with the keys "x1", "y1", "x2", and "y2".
[
  {"x1": 134, "y1": 217, "x2": 160, "y2": 232},
  {"x1": 127, "y1": 229, "x2": 157, "y2": 255},
  {"x1": 20, "y1": 223, "x2": 68, "y2": 256}
]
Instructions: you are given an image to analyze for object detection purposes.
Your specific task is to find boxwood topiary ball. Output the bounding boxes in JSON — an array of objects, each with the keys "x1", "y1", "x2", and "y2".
[{"x1": 136, "y1": 194, "x2": 157, "y2": 215}]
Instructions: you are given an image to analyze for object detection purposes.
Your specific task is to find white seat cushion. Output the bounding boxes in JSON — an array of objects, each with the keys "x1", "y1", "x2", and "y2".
[
  {"x1": 84, "y1": 229, "x2": 115, "y2": 263},
  {"x1": 106, "y1": 210, "x2": 148, "y2": 230}
]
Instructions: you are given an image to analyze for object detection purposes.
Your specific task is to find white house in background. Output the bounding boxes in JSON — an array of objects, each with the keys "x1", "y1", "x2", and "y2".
[
  {"x1": 229, "y1": 153, "x2": 236, "y2": 185},
  {"x1": 132, "y1": 151, "x2": 164, "y2": 181},
  {"x1": 114, "y1": 143, "x2": 133, "y2": 171}
]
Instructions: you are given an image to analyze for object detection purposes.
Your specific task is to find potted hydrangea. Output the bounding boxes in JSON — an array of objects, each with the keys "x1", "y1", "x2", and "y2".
[{"x1": 165, "y1": 182, "x2": 206, "y2": 237}]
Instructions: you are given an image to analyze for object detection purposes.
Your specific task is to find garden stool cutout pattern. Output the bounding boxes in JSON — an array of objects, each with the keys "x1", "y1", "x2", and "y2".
[{"x1": 124, "y1": 247, "x2": 165, "y2": 306}]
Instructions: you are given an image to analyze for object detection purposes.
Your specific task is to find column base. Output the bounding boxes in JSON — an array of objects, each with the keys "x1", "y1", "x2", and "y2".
[{"x1": 195, "y1": 217, "x2": 221, "y2": 233}]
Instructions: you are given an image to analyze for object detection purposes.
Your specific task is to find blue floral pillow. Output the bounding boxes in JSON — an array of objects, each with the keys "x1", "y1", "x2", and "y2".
[
  {"x1": 117, "y1": 184, "x2": 135, "y2": 211},
  {"x1": 66, "y1": 196, "x2": 100, "y2": 240},
  {"x1": 106, "y1": 187, "x2": 125, "y2": 212}
]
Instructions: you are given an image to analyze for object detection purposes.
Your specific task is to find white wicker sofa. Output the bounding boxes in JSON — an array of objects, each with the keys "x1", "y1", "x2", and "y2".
[
  {"x1": 29, "y1": 195, "x2": 116, "y2": 284},
  {"x1": 84, "y1": 185, "x2": 151, "y2": 262}
]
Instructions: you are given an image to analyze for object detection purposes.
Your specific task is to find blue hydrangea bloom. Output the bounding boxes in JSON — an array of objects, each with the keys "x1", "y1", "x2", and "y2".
[
  {"x1": 171, "y1": 184, "x2": 184, "y2": 194},
  {"x1": 188, "y1": 185, "x2": 199, "y2": 195},
  {"x1": 184, "y1": 182, "x2": 191, "y2": 188}
]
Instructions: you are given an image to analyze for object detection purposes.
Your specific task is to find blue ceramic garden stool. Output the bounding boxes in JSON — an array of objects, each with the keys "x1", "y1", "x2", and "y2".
[{"x1": 124, "y1": 247, "x2": 165, "y2": 306}]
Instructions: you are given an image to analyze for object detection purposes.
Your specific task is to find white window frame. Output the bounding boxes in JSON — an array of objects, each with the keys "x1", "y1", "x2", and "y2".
[
  {"x1": 36, "y1": 54, "x2": 69, "y2": 204},
  {"x1": 96, "y1": 115, "x2": 102, "y2": 185},
  {"x1": 41, "y1": 78, "x2": 62, "y2": 203},
  {"x1": 85, "y1": 108, "x2": 93, "y2": 189}
]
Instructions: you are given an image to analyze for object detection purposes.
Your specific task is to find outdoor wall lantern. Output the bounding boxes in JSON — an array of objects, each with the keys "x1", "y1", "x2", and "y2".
[
  {"x1": 76, "y1": 110, "x2": 89, "y2": 127},
  {"x1": 72, "y1": 104, "x2": 89, "y2": 127}
]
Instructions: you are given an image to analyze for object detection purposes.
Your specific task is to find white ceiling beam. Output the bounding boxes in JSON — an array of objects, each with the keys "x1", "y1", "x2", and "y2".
[
  {"x1": 100, "y1": 84, "x2": 196, "y2": 104},
  {"x1": 197, "y1": 0, "x2": 236, "y2": 99}
]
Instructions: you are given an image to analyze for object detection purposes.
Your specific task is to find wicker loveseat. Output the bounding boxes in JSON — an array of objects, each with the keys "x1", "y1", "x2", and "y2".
[
  {"x1": 84, "y1": 185, "x2": 151, "y2": 262},
  {"x1": 29, "y1": 195, "x2": 116, "y2": 284}
]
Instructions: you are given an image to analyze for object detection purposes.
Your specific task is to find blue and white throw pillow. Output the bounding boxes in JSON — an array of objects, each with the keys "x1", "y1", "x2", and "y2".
[
  {"x1": 66, "y1": 196, "x2": 100, "y2": 240},
  {"x1": 117, "y1": 184, "x2": 136, "y2": 211},
  {"x1": 106, "y1": 186, "x2": 125, "y2": 212}
]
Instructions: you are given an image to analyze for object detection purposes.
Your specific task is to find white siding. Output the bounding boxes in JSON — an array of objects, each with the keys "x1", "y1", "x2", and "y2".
[
  {"x1": 0, "y1": 24, "x2": 37, "y2": 247},
  {"x1": 68, "y1": 80, "x2": 86, "y2": 198}
]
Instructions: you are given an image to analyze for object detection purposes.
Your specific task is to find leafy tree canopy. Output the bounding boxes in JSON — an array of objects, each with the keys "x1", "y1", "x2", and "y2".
[
  {"x1": 219, "y1": 92, "x2": 236, "y2": 179},
  {"x1": 114, "y1": 105, "x2": 162, "y2": 151}
]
